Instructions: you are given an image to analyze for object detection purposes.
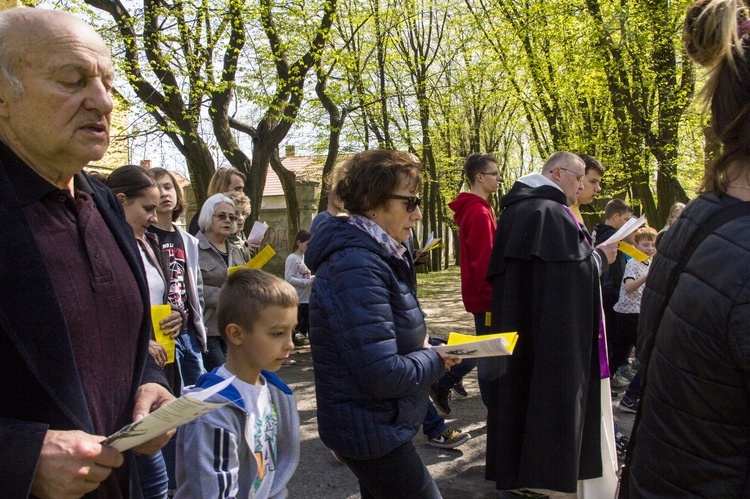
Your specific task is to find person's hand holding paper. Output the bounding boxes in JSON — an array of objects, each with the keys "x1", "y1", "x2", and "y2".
[{"x1": 247, "y1": 220, "x2": 268, "y2": 245}]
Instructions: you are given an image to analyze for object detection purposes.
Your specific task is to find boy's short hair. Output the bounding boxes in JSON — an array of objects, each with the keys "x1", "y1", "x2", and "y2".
[
  {"x1": 464, "y1": 152, "x2": 499, "y2": 185},
  {"x1": 217, "y1": 269, "x2": 299, "y2": 340},
  {"x1": 577, "y1": 154, "x2": 605, "y2": 176},
  {"x1": 634, "y1": 227, "x2": 658, "y2": 244},
  {"x1": 604, "y1": 198, "x2": 633, "y2": 220}
]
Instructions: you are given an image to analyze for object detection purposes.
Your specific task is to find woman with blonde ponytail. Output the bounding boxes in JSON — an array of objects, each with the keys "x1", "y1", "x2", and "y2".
[{"x1": 622, "y1": 0, "x2": 750, "y2": 496}]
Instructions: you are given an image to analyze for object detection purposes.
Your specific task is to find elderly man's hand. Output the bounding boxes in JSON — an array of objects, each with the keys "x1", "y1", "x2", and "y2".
[
  {"x1": 131, "y1": 383, "x2": 176, "y2": 455},
  {"x1": 596, "y1": 242, "x2": 618, "y2": 264},
  {"x1": 31, "y1": 429, "x2": 123, "y2": 499}
]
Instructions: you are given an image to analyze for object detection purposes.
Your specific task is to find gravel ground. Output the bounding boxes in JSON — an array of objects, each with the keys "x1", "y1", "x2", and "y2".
[{"x1": 281, "y1": 268, "x2": 635, "y2": 498}]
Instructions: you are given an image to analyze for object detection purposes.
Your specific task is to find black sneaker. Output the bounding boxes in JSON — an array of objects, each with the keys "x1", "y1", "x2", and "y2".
[
  {"x1": 618, "y1": 395, "x2": 639, "y2": 413},
  {"x1": 452, "y1": 380, "x2": 468, "y2": 398},
  {"x1": 429, "y1": 382, "x2": 451, "y2": 415}
]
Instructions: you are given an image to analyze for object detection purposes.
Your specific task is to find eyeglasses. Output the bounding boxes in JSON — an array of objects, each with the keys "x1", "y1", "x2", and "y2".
[
  {"x1": 479, "y1": 171, "x2": 501, "y2": 177},
  {"x1": 388, "y1": 194, "x2": 421, "y2": 212},
  {"x1": 213, "y1": 213, "x2": 238, "y2": 222},
  {"x1": 558, "y1": 167, "x2": 584, "y2": 183}
]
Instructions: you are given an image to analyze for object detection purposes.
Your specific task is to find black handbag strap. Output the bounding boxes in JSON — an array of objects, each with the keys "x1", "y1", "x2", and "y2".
[{"x1": 618, "y1": 200, "x2": 750, "y2": 497}]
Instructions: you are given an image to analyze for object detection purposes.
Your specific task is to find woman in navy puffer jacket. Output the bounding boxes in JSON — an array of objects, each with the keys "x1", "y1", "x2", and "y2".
[{"x1": 306, "y1": 150, "x2": 458, "y2": 499}]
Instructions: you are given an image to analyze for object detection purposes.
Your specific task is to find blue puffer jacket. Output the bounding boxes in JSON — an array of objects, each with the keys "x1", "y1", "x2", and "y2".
[{"x1": 306, "y1": 216, "x2": 444, "y2": 460}]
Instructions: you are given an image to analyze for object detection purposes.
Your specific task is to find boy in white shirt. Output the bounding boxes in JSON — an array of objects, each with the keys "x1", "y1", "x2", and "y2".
[
  {"x1": 175, "y1": 269, "x2": 300, "y2": 498},
  {"x1": 613, "y1": 227, "x2": 657, "y2": 414}
]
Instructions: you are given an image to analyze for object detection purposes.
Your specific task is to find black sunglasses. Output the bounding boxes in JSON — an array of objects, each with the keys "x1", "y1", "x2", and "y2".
[{"x1": 388, "y1": 194, "x2": 421, "y2": 212}]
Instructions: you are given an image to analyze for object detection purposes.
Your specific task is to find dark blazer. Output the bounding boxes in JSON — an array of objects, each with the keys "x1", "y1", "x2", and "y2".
[{"x1": 0, "y1": 156, "x2": 167, "y2": 497}]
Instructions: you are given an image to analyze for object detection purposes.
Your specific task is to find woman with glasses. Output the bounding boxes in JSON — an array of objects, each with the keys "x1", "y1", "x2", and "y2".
[
  {"x1": 196, "y1": 193, "x2": 247, "y2": 371},
  {"x1": 305, "y1": 150, "x2": 460, "y2": 498}
]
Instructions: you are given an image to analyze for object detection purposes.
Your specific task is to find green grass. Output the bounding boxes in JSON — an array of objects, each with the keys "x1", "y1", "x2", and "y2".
[{"x1": 416, "y1": 265, "x2": 461, "y2": 299}]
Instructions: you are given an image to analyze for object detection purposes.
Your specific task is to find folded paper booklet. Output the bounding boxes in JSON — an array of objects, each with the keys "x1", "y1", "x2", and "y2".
[
  {"x1": 432, "y1": 331, "x2": 518, "y2": 358},
  {"x1": 228, "y1": 245, "x2": 277, "y2": 275},
  {"x1": 102, "y1": 376, "x2": 235, "y2": 452},
  {"x1": 246, "y1": 244, "x2": 276, "y2": 269},
  {"x1": 151, "y1": 304, "x2": 175, "y2": 364},
  {"x1": 421, "y1": 231, "x2": 444, "y2": 252},
  {"x1": 603, "y1": 214, "x2": 647, "y2": 245}
]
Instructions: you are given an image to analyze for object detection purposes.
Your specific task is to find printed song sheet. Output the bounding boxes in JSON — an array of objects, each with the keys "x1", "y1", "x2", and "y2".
[
  {"x1": 103, "y1": 376, "x2": 235, "y2": 452},
  {"x1": 432, "y1": 332, "x2": 518, "y2": 358}
]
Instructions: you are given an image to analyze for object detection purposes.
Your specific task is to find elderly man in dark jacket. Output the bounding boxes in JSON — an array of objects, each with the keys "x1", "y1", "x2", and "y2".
[{"x1": 0, "y1": 8, "x2": 172, "y2": 497}]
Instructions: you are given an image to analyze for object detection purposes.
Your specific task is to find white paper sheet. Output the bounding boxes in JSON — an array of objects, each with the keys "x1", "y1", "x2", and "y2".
[{"x1": 103, "y1": 376, "x2": 236, "y2": 452}]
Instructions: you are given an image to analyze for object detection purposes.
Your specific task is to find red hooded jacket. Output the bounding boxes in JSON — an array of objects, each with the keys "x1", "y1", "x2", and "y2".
[{"x1": 448, "y1": 192, "x2": 496, "y2": 313}]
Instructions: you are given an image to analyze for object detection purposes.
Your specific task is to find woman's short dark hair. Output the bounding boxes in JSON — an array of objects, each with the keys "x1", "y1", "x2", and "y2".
[
  {"x1": 684, "y1": 0, "x2": 750, "y2": 194},
  {"x1": 151, "y1": 167, "x2": 185, "y2": 222},
  {"x1": 333, "y1": 150, "x2": 423, "y2": 215},
  {"x1": 105, "y1": 165, "x2": 156, "y2": 199}
]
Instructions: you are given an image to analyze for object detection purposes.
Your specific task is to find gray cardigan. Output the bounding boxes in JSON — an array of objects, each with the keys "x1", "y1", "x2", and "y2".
[{"x1": 196, "y1": 231, "x2": 246, "y2": 337}]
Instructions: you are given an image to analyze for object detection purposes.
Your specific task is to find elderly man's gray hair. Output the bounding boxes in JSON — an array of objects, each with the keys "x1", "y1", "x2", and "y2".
[
  {"x1": 541, "y1": 151, "x2": 584, "y2": 175},
  {"x1": 0, "y1": 10, "x2": 26, "y2": 99}
]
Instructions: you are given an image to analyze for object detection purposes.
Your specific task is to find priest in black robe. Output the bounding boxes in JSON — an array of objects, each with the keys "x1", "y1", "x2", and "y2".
[{"x1": 485, "y1": 151, "x2": 616, "y2": 496}]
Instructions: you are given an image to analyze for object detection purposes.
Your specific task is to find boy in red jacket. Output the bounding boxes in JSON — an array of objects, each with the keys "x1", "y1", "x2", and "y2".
[{"x1": 430, "y1": 153, "x2": 499, "y2": 413}]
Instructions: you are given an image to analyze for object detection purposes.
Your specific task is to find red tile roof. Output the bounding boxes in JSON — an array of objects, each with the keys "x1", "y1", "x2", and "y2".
[{"x1": 264, "y1": 155, "x2": 328, "y2": 196}]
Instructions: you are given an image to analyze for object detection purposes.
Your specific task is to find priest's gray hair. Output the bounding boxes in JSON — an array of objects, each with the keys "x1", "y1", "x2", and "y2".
[{"x1": 542, "y1": 151, "x2": 584, "y2": 175}]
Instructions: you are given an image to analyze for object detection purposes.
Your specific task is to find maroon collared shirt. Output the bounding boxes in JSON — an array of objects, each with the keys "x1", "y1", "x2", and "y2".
[{"x1": 7, "y1": 152, "x2": 142, "y2": 497}]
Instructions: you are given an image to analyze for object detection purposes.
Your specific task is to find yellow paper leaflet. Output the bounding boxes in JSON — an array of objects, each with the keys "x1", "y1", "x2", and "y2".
[
  {"x1": 618, "y1": 241, "x2": 649, "y2": 262},
  {"x1": 446, "y1": 331, "x2": 519, "y2": 354},
  {"x1": 151, "y1": 304, "x2": 175, "y2": 364}
]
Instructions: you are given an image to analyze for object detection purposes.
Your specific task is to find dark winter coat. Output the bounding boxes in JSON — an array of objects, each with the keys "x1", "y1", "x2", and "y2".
[
  {"x1": 627, "y1": 194, "x2": 750, "y2": 497},
  {"x1": 305, "y1": 216, "x2": 444, "y2": 460},
  {"x1": 485, "y1": 174, "x2": 605, "y2": 493},
  {"x1": 593, "y1": 223, "x2": 626, "y2": 312}
]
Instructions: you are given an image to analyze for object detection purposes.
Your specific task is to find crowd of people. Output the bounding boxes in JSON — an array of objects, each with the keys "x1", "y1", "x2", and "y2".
[{"x1": 3, "y1": 0, "x2": 750, "y2": 497}]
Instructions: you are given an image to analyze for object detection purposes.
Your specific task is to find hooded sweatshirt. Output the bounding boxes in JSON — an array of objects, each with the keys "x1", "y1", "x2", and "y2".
[
  {"x1": 448, "y1": 192, "x2": 497, "y2": 313},
  {"x1": 175, "y1": 368, "x2": 300, "y2": 498}
]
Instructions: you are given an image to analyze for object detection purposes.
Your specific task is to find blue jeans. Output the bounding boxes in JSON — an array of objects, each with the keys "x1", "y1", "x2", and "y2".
[
  {"x1": 342, "y1": 441, "x2": 441, "y2": 499},
  {"x1": 135, "y1": 451, "x2": 168, "y2": 499},
  {"x1": 422, "y1": 402, "x2": 446, "y2": 440},
  {"x1": 473, "y1": 312, "x2": 493, "y2": 407},
  {"x1": 175, "y1": 323, "x2": 206, "y2": 386},
  {"x1": 202, "y1": 336, "x2": 227, "y2": 372}
]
